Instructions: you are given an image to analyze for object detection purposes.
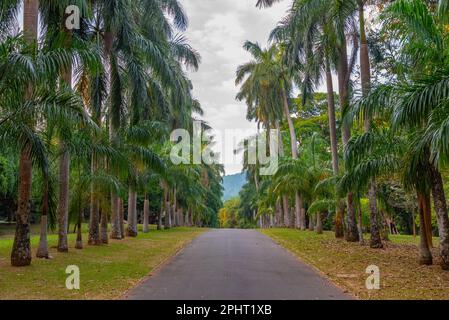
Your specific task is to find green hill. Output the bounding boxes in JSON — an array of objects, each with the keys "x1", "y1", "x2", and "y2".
[{"x1": 222, "y1": 172, "x2": 247, "y2": 201}]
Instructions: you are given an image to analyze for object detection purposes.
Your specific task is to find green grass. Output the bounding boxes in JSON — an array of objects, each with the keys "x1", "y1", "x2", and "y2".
[
  {"x1": 0, "y1": 224, "x2": 206, "y2": 300},
  {"x1": 261, "y1": 229, "x2": 449, "y2": 300}
]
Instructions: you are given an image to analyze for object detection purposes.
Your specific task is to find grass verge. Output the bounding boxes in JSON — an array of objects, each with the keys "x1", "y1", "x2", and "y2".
[
  {"x1": 260, "y1": 229, "x2": 449, "y2": 300},
  {"x1": 0, "y1": 225, "x2": 206, "y2": 300}
]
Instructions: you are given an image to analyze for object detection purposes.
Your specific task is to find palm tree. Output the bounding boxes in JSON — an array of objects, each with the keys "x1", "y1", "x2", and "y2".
[
  {"x1": 236, "y1": 41, "x2": 304, "y2": 229},
  {"x1": 9, "y1": 0, "x2": 38, "y2": 266}
]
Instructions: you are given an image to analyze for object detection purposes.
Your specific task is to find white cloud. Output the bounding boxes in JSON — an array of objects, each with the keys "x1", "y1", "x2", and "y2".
[{"x1": 181, "y1": 0, "x2": 291, "y2": 174}]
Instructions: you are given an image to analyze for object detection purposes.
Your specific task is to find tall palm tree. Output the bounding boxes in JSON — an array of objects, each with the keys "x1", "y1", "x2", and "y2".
[
  {"x1": 236, "y1": 41, "x2": 303, "y2": 228},
  {"x1": 11, "y1": 0, "x2": 38, "y2": 267}
]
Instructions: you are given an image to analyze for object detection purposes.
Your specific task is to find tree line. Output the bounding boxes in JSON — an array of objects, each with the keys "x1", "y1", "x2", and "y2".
[
  {"x1": 0, "y1": 0, "x2": 223, "y2": 267},
  {"x1": 235, "y1": 0, "x2": 449, "y2": 270}
]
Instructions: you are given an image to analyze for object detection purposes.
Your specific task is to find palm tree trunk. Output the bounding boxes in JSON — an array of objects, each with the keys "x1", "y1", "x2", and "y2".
[
  {"x1": 57, "y1": 20, "x2": 73, "y2": 251},
  {"x1": 308, "y1": 213, "x2": 315, "y2": 231},
  {"x1": 417, "y1": 191, "x2": 433, "y2": 265},
  {"x1": 37, "y1": 179, "x2": 50, "y2": 258},
  {"x1": 11, "y1": 0, "x2": 39, "y2": 267},
  {"x1": 325, "y1": 55, "x2": 339, "y2": 174},
  {"x1": 127, "y1": 187, "x2": 138, "y2": 237},
  {"x1": 158, "y1": 197, "x2": 163, "y2": 230},
  {"x1": 75, "y1": 206, "x2": 83, "y2": 250},
  {"x1": 358, "y1": 205, "x2": 364, "y2": 244},
  {"x1": 337, "y1": 35, "x2": 358, "y2": 242},
  {"x1": 57, "y1": 145, "x2": 70, "y2": 252},
  {"x1": 368, "y1": 184, "x2": 383, "y2": 248},
  {"x1": 143, "y1": 196, "x2": 150, "y2": 233},
  {"x1": 109, "y1": 123, "x2": 121, "y2": 239},
  {"x1": 119, "y1": 198, "x2": 125, "y2": 238},
  {"x1": 316, "y1": 212, "x2": 323, "y2": 234},
  {"x1": 282, "y1": 195, "x2": 289, "y2": 227},
  {"x1": 281, "y1": 87, "x2": 303, "y2": 230},
  {"x1": 88, "y1": 153, "x2": 101, "y2": 245},
  {"x1": 429, "y1": 165, "x2": 449, "y2": 270},
  {"x1": 359, "y1": 0, "x2": 382, "y2": 249},
  {"x1": 100, "y1": 207, "x2": 108, "y2": 244}
]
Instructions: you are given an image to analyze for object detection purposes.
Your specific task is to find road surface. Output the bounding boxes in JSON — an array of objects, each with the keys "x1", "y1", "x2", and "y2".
[{"x1": 126, "y1": 229, "x2": 351, "y2": 300}]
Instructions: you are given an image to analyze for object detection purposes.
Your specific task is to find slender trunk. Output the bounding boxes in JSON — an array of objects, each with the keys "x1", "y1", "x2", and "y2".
[
  {"x1": 281, "y1": 87, "x2": 298, "y2": 159},
  {"x1": 358, "y1": 205, "x2": 364, "y2": 245},
  {"x1": 325, "y1": 55, "x2": 339, "y2": 174},
  {"x1": 109, "y1": 124, "x2": 121, "y2": 239},
  {"x1": 158, "y1": 197, "x2": 163, "y2": 230},
  {"x1": 380, "y1": 210, "x2": 390, "y2": 242},
  {"x1": 282, "y1": 195, "x2": 289, "y2": 227},
  {"x1": 100, "y1": 207, "x2": 108, "y2": 244},
  {"x1": 37, "y1": 179, "x2": 50, "y2": 259},
  {"x1": 417, "y1": 191, "x2": 433, "y2": 265},
  {"x1": 337, "y1": 34, "x2": 358, "y2": 242},
  {"x1": 164, "y1": 189, "x2": 171, "y2": 229},
  {"x1": 119, "y1": 198, "x2": 125, "y2": 238},
  {"x1": 335, "y1": 203, "x2": 345, "y2": 239},
  {"x1": 316, "y1": 212, "x2": 323, "y2": 234},
  {"x1": 281, "y1": 87, "x2": 303, "y2": 230},
  {"x1": 369, "y1": 184, "x2": 383, "y2": 248},
  {"x1": 75, "y1": 208, "x2": 83, "y2": 250},
  {"x1": 359, "y1": 1, "x2": 382, "y2": 249},
  {"x1": 57, "y1": 146, "x2": 70, "y2": 252},
  {"x1": 143, "y1": 196, "x2": 150, "y2": 233},
  {"x1": 308, "y1": 213, "x2": 315, "y2": 231},
  {"x1": 429, "y1": 165, "x2": 449, "y2": 270},
  {"x1": 11, "y1": 0, "x2": 39, "y2": 267},
  {"x1": 110, "y1": 193, "x2": 121, "y2": 239},
  {"x1": 88, "y1": 153, "x2": 101, "y2": 245},
  {"x1": 127, "y1": 187, "x2": 138, "y2": 237}
]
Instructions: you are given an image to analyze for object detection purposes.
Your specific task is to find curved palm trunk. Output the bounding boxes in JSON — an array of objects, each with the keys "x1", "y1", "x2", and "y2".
[
  {"x1": 337, "y1": 36, "x2": 359, "y2": 242},
  {"x1": 359, "y1": 1, "x2": 382, "y2": 249},
  {"x1": 11, "y1": 0, "x2": 39, "y2": 266},
  {"x1": 143, "y1": 196, "x2": 150, "y2": 233},
  {"x1": 281, "y1": 87, "x2": 303, "y2": 229},
  {"x1": 429, "y1": 165, "x2": 449, "y2": 270},
  {"x1": 127, "y1": 187, "x2": 138, "y2": 237}
]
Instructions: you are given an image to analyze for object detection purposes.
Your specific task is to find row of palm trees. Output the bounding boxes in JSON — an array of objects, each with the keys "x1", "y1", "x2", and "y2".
[
  {"x1": 236, "y1": 0, "x2": 449, "y2": 270},
  {"x1": 0, "y1": 0, "x2": 223, "y2": 267}
]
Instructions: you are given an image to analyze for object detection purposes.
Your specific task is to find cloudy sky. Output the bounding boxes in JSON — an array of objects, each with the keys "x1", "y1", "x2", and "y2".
[{"x1": 181, "y1": 0, "x2": 291, "y2": 175}]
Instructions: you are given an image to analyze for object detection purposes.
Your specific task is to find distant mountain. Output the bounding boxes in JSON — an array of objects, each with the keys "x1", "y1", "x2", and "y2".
[{"x1": 222, "y1": 172, "x2": 247, "y2": 201}]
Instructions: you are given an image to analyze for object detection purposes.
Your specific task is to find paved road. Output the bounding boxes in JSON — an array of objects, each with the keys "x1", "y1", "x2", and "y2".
[{"x1": 126, "y1": 229, "x2": 351, "y2": 300}]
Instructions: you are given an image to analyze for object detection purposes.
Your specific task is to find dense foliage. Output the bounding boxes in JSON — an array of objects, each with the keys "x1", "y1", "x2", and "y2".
[
  {"x1": 0, "y1": 0, "x2": 223, "y2": 267},
  {"x1": 235, "y1": 0, "x2": 449, "y2": 270}
]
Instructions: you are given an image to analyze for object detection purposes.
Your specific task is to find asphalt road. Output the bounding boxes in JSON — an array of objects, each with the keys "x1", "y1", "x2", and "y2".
[{"x1": 126, "y1": 229, "x2": 351, "y2": 300}]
